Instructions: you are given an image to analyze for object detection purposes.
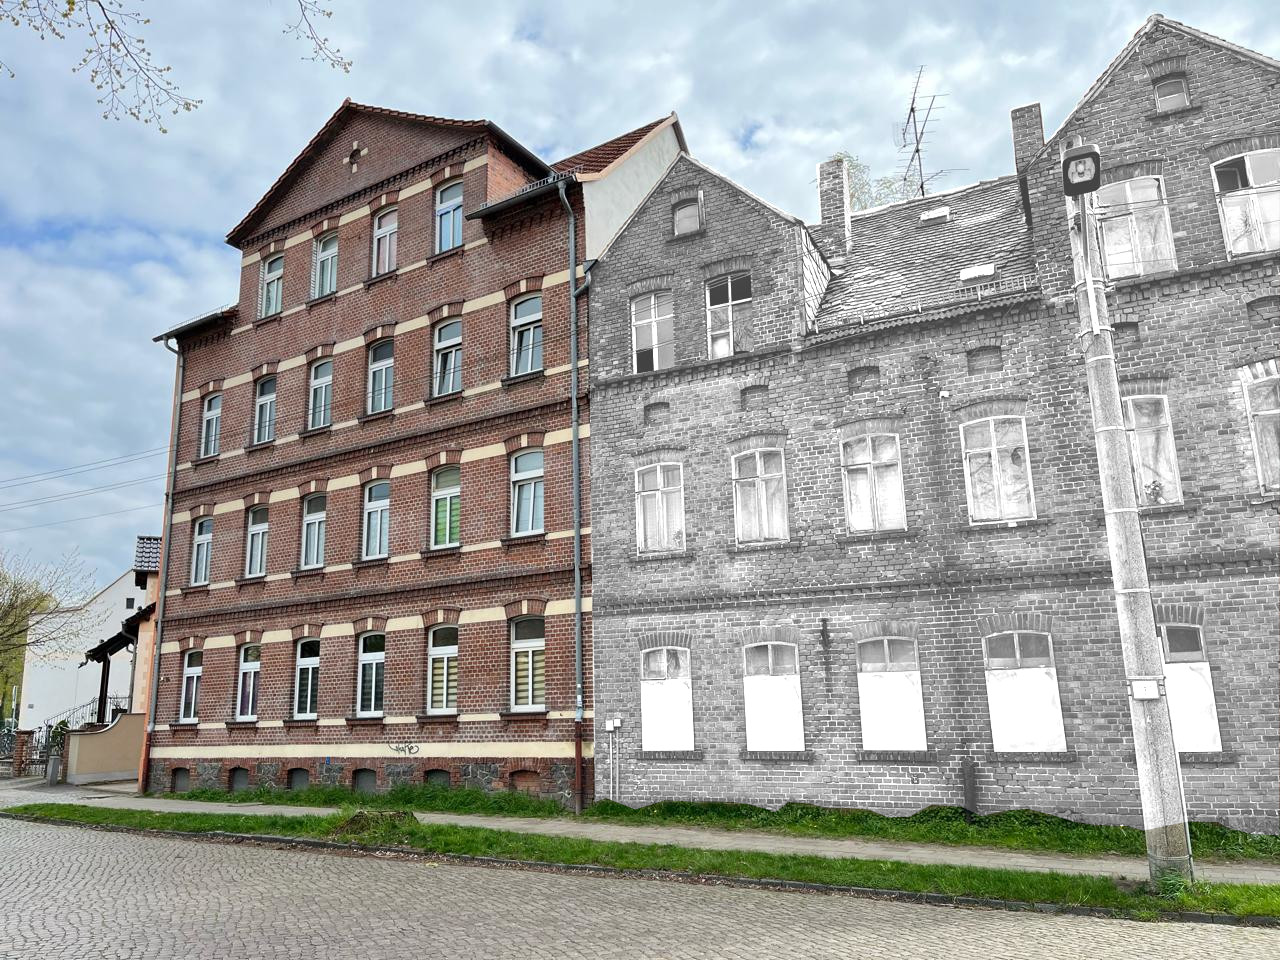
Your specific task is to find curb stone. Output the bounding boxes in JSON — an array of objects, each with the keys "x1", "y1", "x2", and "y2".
[{"x1": 3, "y1": 811, "x2": 1276, "y2": 929}]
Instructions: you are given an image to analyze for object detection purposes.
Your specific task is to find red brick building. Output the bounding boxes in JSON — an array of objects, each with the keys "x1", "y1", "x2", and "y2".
[{"x1": 144, "y1": 101, "x2": 685, "y2": 805}]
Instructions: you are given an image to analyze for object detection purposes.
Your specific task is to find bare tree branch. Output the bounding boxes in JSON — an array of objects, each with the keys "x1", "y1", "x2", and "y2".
[
  {"x1": 0, "y1": 548, "x2": 101, "y2": 660},
  {"x1": 284, "y1": 0, "x2": 350, "y2": 73}
]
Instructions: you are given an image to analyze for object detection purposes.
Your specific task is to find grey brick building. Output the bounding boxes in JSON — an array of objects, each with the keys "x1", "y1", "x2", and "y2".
[{"x1": 587, "y1": 15, "x2": 1279, "y2": 831}]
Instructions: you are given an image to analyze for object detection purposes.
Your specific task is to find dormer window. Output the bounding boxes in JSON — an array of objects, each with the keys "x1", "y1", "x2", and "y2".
[
  {"x1": 958, "y1": 263, "x2": 997, "y2": 285},
  {"x1": 1153, "y1": 76, "x2": 1189, "y2": 113},
  {"x1": 919, "y1": 206, "x2": 950, "y2": 225}
]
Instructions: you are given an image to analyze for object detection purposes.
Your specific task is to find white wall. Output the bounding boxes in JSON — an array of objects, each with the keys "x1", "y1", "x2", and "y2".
[
  {"x1": 583, "y1": 125, "x2": 682, "y2": 260},
  {"x1": 640, "y1": 676, "x2": 694, "y2": 751},
  {"x1": 857, "y1": 670, "x2": 928, "y2": 751},
  {"x1": 985, "y1": 667, "x2": 1067, "y2": 753},
  {"x1": 1165, "y1": 661, "x2": 1222, "y2": 753},
  {"x1": 20, "y1": 569, "x2": 144, "y2": 729},
  {"x1": 743, "y1": 674, "x2": 805, "y2": 752}
]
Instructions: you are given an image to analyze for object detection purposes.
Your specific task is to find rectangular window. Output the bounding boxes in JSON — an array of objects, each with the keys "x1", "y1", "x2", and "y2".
[
  {"x1": 706, "y1": 273, "x2": 752, "y2": 359},
  {"x1": 372, "y1": 208, "x2": 398, "y2": 275},
  {"x1": 510, "y1": 618, "x2": 545, "y2": 711},
  {"x1": 1242, "y1": 363, "x2": 1280, "y2": 492},
  {"x1": 433, "y1": 321, "x2": 462, "y2": 396},
  {"x1": 742, "y1": 642, "x2": 804, "y2": 752},
  {"x1": 431, "y1": 467, "x2": 461, "y2": 549},
  {"x1": 313, "y1": 233, "x2": 338, "y2": 298},
  {"x1": 362, "y1": 482, "x2": 390, "y2": 560},
  {"x1": 673, "y1": 199, "x2": 701, "y2": 235},
  {"x1": 200, "y1": 394, "x2": 221, "y2": 458},
  {"x1": 856, "y1": 637, "x2": 927, "y2": 751},
  {"x1": 1097, "y1": 177, "x2": 1176, "y2": 278},
  {"x1": 1158, "y1": 624, "x2": 1222, "y2": 753},
  {"x1": 243, "y1": 506, "x2": 268, "y2": 578},
  {"x1": 511, "y1": 296, "x2": 543, "y2": 376},
  {"x1": 732, "y1": 448, "x2": 788, "y2": 543},
  {"x1": 1153, "y1": 76, "x2": 1189, "y2": 112},
  {"x1": 635, "y1": 463, "x2": 684, "y2": 553},
  {"x1": 236, "y1": 645, "x2": 260, "y2": 720},
  {"x1": 179, "y1": 650, "x2": 202, "y2": 722},
  {"x1": 367, "y1": 340, "x2": 394, "y2": 414},
  {"x1": 309, "y1": 360, "x2": 332, "y2": 430},
  {"x1": 427, "y1": 626, "x2": 459, "y2": 714},
  {"x1": 961, "y1": 416, "x2": 1035, "y2": 523},
  {"x1": 294, "y1": 639, "x2": 320, "y2": 720},
  {"x1": 436, "y1": 182, "x2": 463, "y2": 253},
  {"x1": 1122, "y1": 395, "x2": 1182, "y2": 505},
  {"x1": 640, "y1": 646, "x2": 694, "y2": 751},
  {"x1": 510, "y1": 450, "x2": 544, "y2": 536},
  {"x1": 842, "y1": 434, "x2": 906, "y2": 532},
  {"x1": 190, "y1": 518, "x2": 212, "y2": 586},
  {"x1": 261, "y1": 255, "x2": 283, "y2": 317},
  {"x1": 253, "y1": 376, "x2": 276, "y2": 445},
  {"x1": 982, "y1": 631, "x2": 1066, "y2": 753},
  {"x1": 357, "y1": 633, "x2": 386, "y2": 717},
  {"x1": 1214, "y1": 149, "x2": 1280, "y2": 255},
  {"x1": 300, "y1": 494, "x2": 326, "y2": 569},
  {"x1": 632, "y1": 291, "x2": 675, "y2": 373}
]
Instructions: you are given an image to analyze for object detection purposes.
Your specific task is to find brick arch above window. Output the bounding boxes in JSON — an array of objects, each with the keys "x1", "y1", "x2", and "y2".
[
  {"x1": 197, "y1": 379, "x2": 223, "y2": 398},
  {"x1": 1102, "y1": 158, "x2": 1165, "y2": 185},
  {"x1": 962, "y1": 334, "x2": 1003, "y2": 354},
  {"x1": 291, "y1": 623, "x2": 323, "y2": 641},
  {"x1": 702, "y1": 255, "x2": 752, "y2": 280},
  {"x1": 309, "y1": 215, "x2": 338, "y2": 237},
  {"x1": 305, "y1": 342, "x2": 335, "y2": 363},
  {"x1": 189, "y1": 503, "x2": 215, "y2": 520},
  {"x1": 638, "y1": 631, "x2": 695, "y2": 651},
  {"x1": 234, "y1": 629, "x2": 262, "y2": 647},
  {"x1": 740, "y1": 384, "x2": 769, "y2": 411},
  {"x1": 727, "y1": 432, "x2": 787, "y2": 457},
  {"x1": 298, "y1": 478, "x2": 328, "y2": 497},
  {"x1": 740, "y1": 624, "x2": 806, "y2": 648},
  {"x1": 503, "y1": 432, "x2": 545, "y2": 454},
  {"x1": 425, "y1": 160, "x2": 466, "y2": 184},
  {"x1": 951, "y1": 396, "x2": 1028, "y2": 420},
  {"x1": 643, "y1": 402, "x2": 670, "y2": 426},
  {"x1": 976, "y1": 611, "x2": 1054, "y2": 639},
  {"x1": 966, "y1": 345, "x2": 1004, "y2": 375},
  {"x1": 1144, "y1": 55, "x2": 1188, "y2": 80},
  {"x1": 427, "y1": 301, "x2": 465, "y2": 323},
  {"x1": 503, "y1": 275, "x2": 544, "y2": 302},
  {"x1": 369, "y1": 190, "x2": 399, "y2": 213},
  {"x1": 848, "y1": 620, "x2": 921, "y2": 642},
  {"x1": 352, "y1": 616, "x2": 388, "y2": 636},
  {"x1": 1118, "y1": 374, "x2": 1171, "y2": 398},
  {"x1": 1206, "y1": 132, "x2": 1280, "y2": 164},
  {"x1": 427, "y1": 448, "x2": 463, "y2": 468},
  {"x1": 838, "y1": 416, "x2": 903, "y2": 440},
  {"x1": 358, "y1": 465, "x2": 394, "y2": 484},
  {"x1": 425, "y1": 607, "x2": 462, "y2": 627},
  {"x1": 669, "y1": 184, "x2": 703, "y2": 204},
  {"x1": 251, "y1": 361, "x2": 280, "y2": 380},
  {"x1": 625, "y1": 273, "x2": 676, "y2": 297},
  {"x1": 363, "y1": 323, "x2": 395, "y2": 344},
  {"x1": 180, "y1": 635, "x2": 206, "y2": 651},
  {"x1": 633, "y1": 446, "x2": 687, "y2": 469},
  {"x1": 1245, "y1": 296, "x2": 1280, "y2": 324},
  {"x1": 244, "y1": 491, "x2": 272, "y2": 509},
  {"x1": 1153, "y1": 602, "x2": 1205, "y2": 627},
  {"x1": 504, "y1": 597, "x2": 548, "y2": 620}
]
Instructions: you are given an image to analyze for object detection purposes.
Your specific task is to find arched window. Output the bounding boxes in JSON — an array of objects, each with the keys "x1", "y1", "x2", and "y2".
[
  {"x1": 631, "y1": 290, "x2": 674, "y2": 373},
  {"x1": 199, "y1": 393, "x2": 221, "y2": 458},
  {"x1": 509, "y1": 617, "x2": 545, "y2": 711},
  {"x1": 960, "y1": 416, "x2": 1035, "y2": 523},
  {"x1": 260, "y1": 254, "x2": 284, "y2": 317},
  {"x1": 229, "y1": 767, "x2": 250, "y2": 793},
  {"x1": 312, "y1": 232, "x2": 338, "y2": 298},
  {"x1": 243, "y1": 506, "x2": 268, "y2": 578},
  {"x1": 841, "y1": 433, "x2": 905, "y2": 533},
  {"x1": 640, "y1": 646, "x2": 693, "y2": 751},
  {"x1": 856, "y1": 636, "x2": 926, "y2": 751},
  {"x1": 308, "y1": 360, "x2": 333, "y2": 430},
  {"x1": 705, "y1": 272, "x2": 751, "y2": 359},
  {"x1": 179, "y1": 650, "x2": 202, "y2": 722},
  {"x1": 372, "y1": 207, "x2": 398, "y2": 274},
  {"x1": 732, "y1": 449, "x2": 788, "y2": 543},
  {"x1": 741, "y1": 641, "x2": 803, "y2": 752},
  {"x1": 1096, "y1": 177, "x2": 1175, "y2": 278},
  {"x1": 510, "y1": 295, "x2": 543, "y2": 376},
  {"x1": 981, "y1": 631, "x2": 1065, "y2": 753},
  {"x1": 356, "y1": 633, "x2": 385, "y2": 717},
  {"x1": 190, "y1": 518, "x2": 212, "y2": 586},
  {"x1": 1212, "y1": 149, "x2": 1280, "y2": 255},
  {"x1": 300, "y1": 494, "x2": 326, "y2": 569},
  {"x1": 366, "y1": 340, "x2": 394, "y2": 414},
  {"x1": 510, "y1": 450, "x2": 544, "y2": 536},
  {"x1": 433, "y1": 320, "x2": 462, "y2": 396},
  {"x1": 431, "y1": 466, "x2": 461, "y2": 549},
  {"x1": 362, "y1": 481, "x2": 390, "y2": 559},
  {"x1": 635, "y1": 463, "x2": 684, "y2": 553},
  {"x1": 236, "y1": 644, "x2": 260, "y2": 720},
  {"x1": 436, "y1": 181, "x2": 464, "y2": 253},
  {"x1": 294, "y1": 638, "x2": 320, "y2": 720},
  {"x1": 427, "y1": 625, "x2": 459, "y2": 714}
]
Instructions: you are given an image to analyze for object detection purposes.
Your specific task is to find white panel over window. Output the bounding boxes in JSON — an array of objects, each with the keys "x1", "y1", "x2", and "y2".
[
  {"x1": 742, "y1": 642, "x2": 804, "y2": 752},
  {"x1": 842, "y1": 434, "x2": 906, "y2": 532},
  {"x1": 1159, "y1": 624, "x2": 1222, "y2": 753},
  {"x1": 1122, "y1": 395, "x2": 1182, "y2": 505},
  {"x1": 961, "y1": 416, "x2": 1035, "y2": 523},
  {"x1": 732, "y1": 449, "x2": 788, "y2": 544},
  {"x1": 1240, "y1": 360, "x2": 1280, "y2": 493},
  {"x1": 640, "y1": 646, "x2": 693, "y2": 751},
  {"x1": 1213, "y1": 149, "x2": 1280, "y2": 256},
  {"x1": 983, "y1": 631, "x2": 1066, "y2": 752},
  {"x1": 1097, "y1": 177, "x2": 1176, "y2": 278},
  {"x1": 635, "y1": 463, "x2": 684, "y2": 553},
  {"x1": 856, "y1": 637, "x2": 927, "y2": 751},
  {"x1": 632, "y1": 291, "x2": 675, "y2": 373}
]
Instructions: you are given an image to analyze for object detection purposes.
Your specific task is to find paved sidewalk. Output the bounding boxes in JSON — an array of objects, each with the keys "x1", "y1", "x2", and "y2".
[{"x1": 3, "y1": 777, "x2": 1278, "y2": 885}]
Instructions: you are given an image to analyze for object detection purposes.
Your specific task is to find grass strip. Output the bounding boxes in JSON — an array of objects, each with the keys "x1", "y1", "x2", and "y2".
[
  {"x1": 171, "y1": 783, "x2": 1280, "y2": 864},
  {"x1": 9, "y1": 803, "x2": 1280, "y2": 922}
]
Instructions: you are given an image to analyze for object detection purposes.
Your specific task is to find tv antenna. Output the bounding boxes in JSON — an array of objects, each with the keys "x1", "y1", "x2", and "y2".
[{"x1": 896, "y1": 68, "x2": 959, "y2": 198}]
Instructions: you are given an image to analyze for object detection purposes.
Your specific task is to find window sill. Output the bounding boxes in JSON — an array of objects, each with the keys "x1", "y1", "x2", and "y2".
[
  {"x1": 425, "y1": 390, "x2": 463, "y2": 407},
  {"x1": 633, "y1": 549, "x2": 693, "y2": 563},
  {"x1": 291, "y1": 566, "x2": 325, "y2": 581},
  {"x1": 500, "y1": 709, "x2": 548, "y2": 720},
  {"x1": 1248, "y1": 492, "x2": 1280, "y2": 509},
  {"x1": 988, "y1": 751, "x2": 1078, "y2": 764},
  {"x1": 429, "y1": 246, "x2": 464, "y2": 266},
  {"x1": 243, "y1": 439, "x2": 276, "y2": 454},
  {"x1": 171, "y1": 722, "x2": 198, "y2": 733},
  {"x1": 740, "y1": 750, "x2": 814, "y2": 762},
  {"x1": 364, "y1": 271, "x2": 398, "y2": 290},
  {"x1": 190, "y1": 454, "x2": 219, "y2": 468},
  {"x1": 501, "y1": 533, "x2": 545, "y2": 548},
  {"x1": 637, "y1": 749, "x2": 704, "y2": 761},
  {"x1": 254, "y1": 311, "x2": 283, "y2": 328},
  {"x1": 853, "y1": 750, "x2": 938, "y2": 764},
  {"x1": 667, "y1": 226, "x2": 706, "y2": 243},
  {"x1": 357, "y1": 409, "x2": 395, "y2": 426},
  {"x1": 298, "y1": 423, "x2": 332, "y2": 439},
  {"x1": 416, "y1": 712, "x2": 460, "y2": 724},
  {"x1": 1109, "y1": 268, "x2": 1183, "y2": 290},
  {"x1": 224, "y1": 719, "x2": 258, "y2": 730},
  {"x1": 282, "y1": 718, "x2": 318, "y2": 728},
  {"x1": 837, "y1": 527, "x2": 918, "y2": 544},
  {"x1": 306, "y1": 292, "x2": 337, "y2": 309},
  {"x1": 1138, "y1": 500, "x2": 1198, "y2": 518},
  {"x1": 423, "y1": 545, "x2": 461, "y2": 560},
  {"x1": 182, "y1": 584, "x2": 210, "y2": 596},
  {"x1": 345, "y1": 715, "x2": 385, "y2": 727},
  {"x1": 1145, "y1": 103, "x2": 1202, "y2": 122},
  {"x1": 727, "y1": 539, "x2": 801, "y2": 554},
  {"x1": 963, "y1": 516, "x2": 1050, "y2": 533},
  {"x1": 352, "y1": 556, "x2": 389, "y2": 570},
  {"x1": 1180, "y1": 751, "x2": 1238, "y2": 765},
  {"x1": 501, "y1": 369, "x2": 545, "y2": 389},
  {"x1": 234, "y1": 575, "x2": 266, "y2": 588}
]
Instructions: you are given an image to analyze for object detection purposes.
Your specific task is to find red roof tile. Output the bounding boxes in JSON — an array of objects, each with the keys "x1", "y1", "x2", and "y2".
[{"x1": 552, "y1": 115, "x2": 672, "y2": 174}]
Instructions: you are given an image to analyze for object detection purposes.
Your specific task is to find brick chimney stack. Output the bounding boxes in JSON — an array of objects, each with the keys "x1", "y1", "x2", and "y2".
[
  {"x1": 1011, "y1": 103, "x2": 1044, "y2": 174},
  {"x1": 816, "y1": 157, "x2": 851, "y2": 253}
]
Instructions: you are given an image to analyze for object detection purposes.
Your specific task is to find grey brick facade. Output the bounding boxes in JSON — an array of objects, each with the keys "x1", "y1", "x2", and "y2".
[{"x1": 587, "y1": 15, "x2": 1279, "y2": 832}]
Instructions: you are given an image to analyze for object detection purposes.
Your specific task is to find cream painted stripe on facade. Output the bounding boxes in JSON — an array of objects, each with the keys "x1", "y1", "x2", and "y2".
[{"x1": 152, "y1": 740, "x2": 593, "y2": 760}]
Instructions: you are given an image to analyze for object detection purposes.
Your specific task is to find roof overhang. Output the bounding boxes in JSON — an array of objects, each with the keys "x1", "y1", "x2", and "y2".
[
  {"x1": 153, "y1": 305, "x2": 236, "y2": 344},
  {"x1": 466, "y1": 170, "x2": 577, "y2": 221}
]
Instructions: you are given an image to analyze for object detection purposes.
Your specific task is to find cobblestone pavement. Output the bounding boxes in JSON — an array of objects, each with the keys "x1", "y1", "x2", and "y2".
[{"x1": 1, "y1": 818, "x2": 1276, "y2": 959}]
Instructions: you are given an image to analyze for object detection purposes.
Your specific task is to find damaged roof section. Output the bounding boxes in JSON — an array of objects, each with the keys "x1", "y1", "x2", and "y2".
[{"x1": 814, "y1": 175, "x2": 1039, "y2": 337}]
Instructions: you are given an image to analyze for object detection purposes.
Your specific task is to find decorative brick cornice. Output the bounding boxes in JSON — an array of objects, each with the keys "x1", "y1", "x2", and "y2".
[
  {"x1": 425, "y1": 607, "x2": 462, "y2": 626},
  {"x1": 1153, "y1": 603, "x2": 1205, "y2": 627},
  {"x1": 637, "y1": 631, "x2": 694, "y2": 651},
  {"x1": 291, "y1": 623, "x2": 322, "y2": 640},
  {"x1": 359, "y1": 464, "x2": 393, "y2": 484},
  {"x1": 503, "y1": 275, "x2": 544, "y2": 302},
  {"x1": 353, "y1": 616, "x2": 388, "y2": 636},
  {"x1": 305, "y1": 342, "x2": 335, "y2": 362},
  {"x1": 976, "y1": 611, "x2": 1054, "y2": 638},
  {"x1": 504, "y1": 432, "x2": 545, "y2": 454},
  {"x1": 504, "y1": 597, "x2": 548, "y2": 620}
]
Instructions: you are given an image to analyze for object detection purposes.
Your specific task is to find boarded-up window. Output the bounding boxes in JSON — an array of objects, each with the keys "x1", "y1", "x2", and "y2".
[
  {"x1": 742, "y1": 642, "x2": 805, "y2": 751},
  {"x1": 352, "y1": 768, "x2": 377, "y2": 794},
  {"x1": 856, "y1": 637, "x2": 927, "y2": 750},
  {"x1": 228, "y1": 767, "x2": 250, "y2": 793},
  {"x1": 966, "y1": 346, "x2": 1003, "y2": 374},
  {"x1": 509, "y1": 769, "x2": 540, "y2": 794},
  {"x1": 1158, "y1": 624, "x2": 1221, "y2": 753},
  {"x1": 286, "y1": 768, "x2": 310, "y2": 791},
  {"x1": 982, "y1": 631, "x2": 1066, "y2": 752},
  {"x1": 170, "y1": 768, "x2": 190, "y2": 793},
  {"x1": 425, "y1": 769, "x2": 451, "y2": 788},
  {"x1": 849, "y1": 365, "x2": 881, "y2": 392},
  {"x1": 640, "y1": 647, "x2": 694, "y2": 751},
  {"x1": 740, "y1": 385, "x2": 769, "y2": 411}
]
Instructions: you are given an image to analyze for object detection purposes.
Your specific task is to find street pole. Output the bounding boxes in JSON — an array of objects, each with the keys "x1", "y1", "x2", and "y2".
[{"x1": 1063, "y1": 147, "x2": 1194, "y2": 883}]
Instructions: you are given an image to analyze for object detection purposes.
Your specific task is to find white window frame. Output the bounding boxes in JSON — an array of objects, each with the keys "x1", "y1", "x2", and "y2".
[
  {"x1": 435, "y1": 181, "x2": 464, "y2": 254},
  {"x1": 1158, "y1": 623, "x2": 1206, "y2": 664},
  {"x1": 634, "y1": 462, "x2": 685, "y2": 554},
  {"x1": 1121, "y1": 394, "x2": 1183, "y2": 505},
  {"x1": 631, "y1": 290, "x2": 675, "y2": 374},
  {"x1": 236, "y1": 644, "x2": 261, "y2": 721},
  {"x1": 312, "y1": 232, "x2": 338, "y2": 298},
  {"x1": 199, "y1": 393, "x2": 221, "y2": 458},
  {"x1": 960, "y1": 415, "x2": 1037, "y2": 524},
  {"x1": 1095, "y1": 176, "x2": 1177, "y2": 279},
  {"x1": 356, "y1": 633, "x2": 385, "y2": 718},
  {"x1": 260, "y1": 254, "x2": 284, "y2": 318},
  {"x1": 372, "y1": 207, "x2": 398, "y2": 275},
  {"x1": 179, "y1": 649, "x2": 202, "y2": 722},
  {"x1": 308, "y1": 359, "x2": 333, "y2": 430},
  {"x1": 705, "y1": 272, "x2": 752, "y2": 359},
  {"x1": 190, "y1": 518, "x2": 212, "y2": 586},
  {"x1": 426, "y1": 625, "x2": 459, "y2": 715},
  {"x1": 294, "y1": 638, "x2": 320, "y2": 720},
  {"x1": 983, "y1": 631, "x2": 1055, "y2": 670},
  {"x1": 1153, "y1": 76, "x2": 1190, "y2": 112},
  {"x1": 509, "y1": 617, "x2": 546, "y2": 712},
  {"x1": 1240, "y1": 361, "x2": 1280, "y2": 493},
  {"x1": 243, "y1": 506, "x2": 268, "y2": 578},
  {"x1": 731, "y1": 448, "x2": 789, "y2": 544},
  {"x1": 431, "y1": 466, "x2": 461, "y2": 550},
  {"x1": 673, "y1": 199, "x2": 701, "y2": 236},
  {"x1": 841, "y1": 433, "x2": 907, "y2": 533},
  {"x1": 510, "y1": 295, "x2": 544, "y2": 377},
  {"x1": 362, "y1": 481, "x2": 390, "y2": 560},
  {"x1": 433, "y1": 320, "x2": 462, "y2": 397},
  {"x1": 1212, "y1": 149, "x2": 1280, "y2": 257},
  {"x1": 300, "y1": 494, "x2": 327, "y2": 569},
  {"x1": 366, "y1": 340, "x2": 394, "y2": 414},
  {"x1": 510, "y1": 450, "x2": 545, "y2": 537},
  {"x1": 253, "y1": 376, "x2": 276, "y2": 445}
]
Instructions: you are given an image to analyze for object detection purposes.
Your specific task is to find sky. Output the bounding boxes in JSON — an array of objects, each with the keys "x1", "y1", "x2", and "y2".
[{"x1": 0, "y1": 0, "x2": 1276, "y2": 589}]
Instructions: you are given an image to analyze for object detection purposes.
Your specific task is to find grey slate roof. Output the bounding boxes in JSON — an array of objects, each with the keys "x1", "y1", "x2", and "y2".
[
  {"x1": 134, "y1": 535, "x2": 161, "y2": 573},
  {"x1": 813, "y1": 175, "x2": 1039, "y2": 335}
]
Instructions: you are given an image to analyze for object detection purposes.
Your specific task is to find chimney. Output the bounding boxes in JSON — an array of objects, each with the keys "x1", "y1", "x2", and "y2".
[
  {"x1": 1010, "y1": 103, "x2": 1044, "y2": 174},
  {"x1": 817, "y1": 157, "x2": 850, "y2": 251}
]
